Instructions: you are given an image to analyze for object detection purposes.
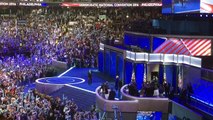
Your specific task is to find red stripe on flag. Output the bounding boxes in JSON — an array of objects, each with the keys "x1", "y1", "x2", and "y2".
[
  {"x1": 183, "y1": 39, "x2": 192, "y2": 46},
  {"x1": 186, "y1": 39, "x2": 201, "y2": 50},
  {"x1": 199, "y1": 47, "x2": 211, "y2": 56},
  {"x1": 176, "y1": 45, "x2": 187, "y2": 55},
  {"x1": 190, "y1": 40, "x2": 207, "y2": 54},
  {"x1": 174, "y1": 44, "x2": 185, "y2": 54},
  {"x1": 163, "y1": 39, "x2": 178, "y2": 54},
  {"x1": 181, "y1": 48, "x2": 190, "y2": 55},
  {"x1": 154, "y1": 40, "x2": 170, "y2": 53},
  {"x1": 192, "y1": 40, "x2": 211, "y2": 56},
  {"x1": 168, "y1": 40, "x2": 182, "y2": 54},
  {"x1": 200, "y1": 45, "x2": 211, "y2": 56},
  {"x1": 155, "y1": 38, "x2": 177, "y2": 53}
]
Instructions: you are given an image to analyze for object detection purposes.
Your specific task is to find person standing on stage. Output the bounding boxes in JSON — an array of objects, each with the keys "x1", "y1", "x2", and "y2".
[
  {"x1": 115, "y1": 75, "x2": 119, "y2": 91},
  {"x1": 88, "y1": 70, "x2": 92, "y2": 85}
]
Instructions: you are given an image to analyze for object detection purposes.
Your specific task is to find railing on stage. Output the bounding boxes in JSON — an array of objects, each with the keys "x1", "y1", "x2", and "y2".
[
  {"x1": 95, "y1": 85, "x2": 170, "y2": 120},
  {"x1": 96, "y1": 84, "x2": 204, "y2": 120},
  {"x1": 120, "y1": 85, "x2": 170, "y2": 113}
]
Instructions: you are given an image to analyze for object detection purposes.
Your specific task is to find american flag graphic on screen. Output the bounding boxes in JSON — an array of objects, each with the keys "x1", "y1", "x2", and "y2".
[{"x1": 154, "y1": 38, "x2": 211, "y2": 56}]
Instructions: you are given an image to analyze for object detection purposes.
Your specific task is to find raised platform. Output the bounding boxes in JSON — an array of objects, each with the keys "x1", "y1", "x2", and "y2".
[{"x1": 36, "y1": 67, "x2": 114, "y2": 94}]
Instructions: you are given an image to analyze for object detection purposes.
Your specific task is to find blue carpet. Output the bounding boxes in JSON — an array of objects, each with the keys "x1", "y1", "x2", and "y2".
[{"x1": 61, "y1": 68, "x2": 115, "y2": 92}]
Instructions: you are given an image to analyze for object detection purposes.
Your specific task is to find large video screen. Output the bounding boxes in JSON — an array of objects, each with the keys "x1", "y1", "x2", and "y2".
[
  {"x1": 162, "y1": 0, "x2": 201, "y2": 14},
  {"x1": 201, "y1": 0, "x2": 213, "y2": 13}
]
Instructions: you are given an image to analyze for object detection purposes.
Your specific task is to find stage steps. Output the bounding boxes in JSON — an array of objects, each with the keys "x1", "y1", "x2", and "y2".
[{"x1": 50, "y1": 86, "x2": 96, "y2": 111}]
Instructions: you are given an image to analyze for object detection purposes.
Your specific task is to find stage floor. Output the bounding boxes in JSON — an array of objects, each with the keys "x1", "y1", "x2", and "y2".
[{"x1": 35, "y1": 67, "x2": 115, "y2": 93}]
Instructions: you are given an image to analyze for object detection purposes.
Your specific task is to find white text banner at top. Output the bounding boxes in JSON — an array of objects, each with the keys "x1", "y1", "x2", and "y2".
[{"x1": 61, "y1": 2, "x2": 162, "y2": 7}]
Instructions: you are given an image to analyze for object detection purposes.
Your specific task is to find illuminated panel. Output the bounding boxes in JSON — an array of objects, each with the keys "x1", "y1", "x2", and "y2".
[
  {"x1": 125, "y1": 49, "x2": 201, "y2": 68},
  {"x1": 149, "y1": 53, "x2": 164, "y2": 62},
  {"x1": 191, "y1": 57, "x2": 202, "y2": 68},
  {"x1": 201, "y1": 0, "x2": 213, "y2": 13},
  {"x1": 126, "y1": 51, "x2": 136, "y2": 61},
  {"x1": 126, "y1": 51, "x2": 131, "y2": 60},
  {"x1": 135, "y1": 53, "x2": 149, "y2": 62},
  {"x1": 99, "y1": 43, "x2": 104, "y2": 50},
  {"x1": 61, "y1": 2, "x2": 162, "y2": 7},
  {"x1": 130, "y1": 52, "x2": 136, "y2": 61},
  {"x1": 164, "y1": 54, "x2": 177, "y2": 63},
  {"x1": 177, "y1": 55, "x2": 184, "y2": 64},
  {"x1": 183, "y1": 55, "x2": 191, "y2": 65},
  {"x1": 162, "y1": 0, "x2": 200, "y2": 13},
  {"x1": 0, "y1": 2, "x2": 43, "y2": 6}
]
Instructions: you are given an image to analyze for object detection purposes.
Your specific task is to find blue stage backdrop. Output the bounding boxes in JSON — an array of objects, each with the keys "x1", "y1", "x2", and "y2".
[
  {"x1": 159, "y1": 64, "x2": 164, "y2": 84},
  {"x1": 153, "y1": 37, "x2": 166, "y2": 51},
  {"x1": 172, "y1": 66, "x2": 177, "y2": 89},
  {"x1": 135, "y1": 63, "x2": 144, "y2": 90},
  {"x1": 104, "y1": 50, "x2": 110, "y2": 75},
  {"x1": 98, "y1": 51, "x2": 104, "y2": 72},
  {"x1": 124, "y1": 33, "x2": 150, "y2": 51},
  {"x1": 125, "y1": 61, "x2": 133, "y2": 84},
  {"x1": 110, "y1": 51, "x2": 117, "y2": 79},
  {"x1": 117, "y1": 54, "x2": 124, "y2": 81},
  {"x1": 165, "y1": 65, "x2": 177, "y2": 88}
]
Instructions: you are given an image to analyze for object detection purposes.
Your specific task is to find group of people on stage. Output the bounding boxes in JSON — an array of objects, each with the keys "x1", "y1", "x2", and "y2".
[
  {"x1": 99, "y1": 75, "x2": 123, "y2": 100},
  {"x1": 127, "y1": 78, "x2": 194, "y2": 104}
]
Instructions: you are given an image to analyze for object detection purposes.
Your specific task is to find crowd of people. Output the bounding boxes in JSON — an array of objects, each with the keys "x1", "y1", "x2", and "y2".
[
  {"x1": 0, "y1": 7, "x2": 111, "y2": 119},
  {"x1": 0, "y1": 87, "x2": 98, "y2": 120},
  {"x1": 0, "y1": 6, "x2": 163, "y2": 119}
]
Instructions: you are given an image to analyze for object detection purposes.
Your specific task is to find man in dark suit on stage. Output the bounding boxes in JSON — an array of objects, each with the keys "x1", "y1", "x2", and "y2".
[
  {"x1": 88, "y1": 70, "x2": 92, "y2": 85},
  {"x1": 115, "y1": 75, "x2": 119, "y2": 91}
]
